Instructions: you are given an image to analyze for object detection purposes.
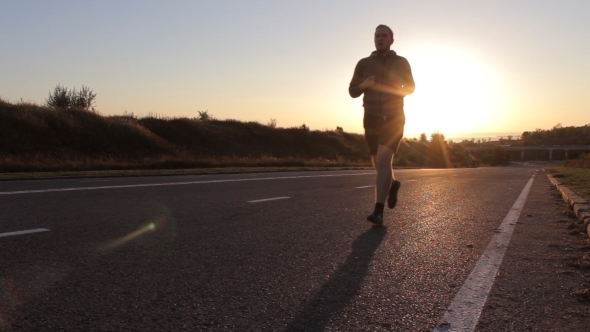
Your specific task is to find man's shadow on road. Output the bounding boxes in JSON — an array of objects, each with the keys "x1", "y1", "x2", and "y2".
[{"x1": 285, "y1": 226, "x2": 387, "y2": 332}]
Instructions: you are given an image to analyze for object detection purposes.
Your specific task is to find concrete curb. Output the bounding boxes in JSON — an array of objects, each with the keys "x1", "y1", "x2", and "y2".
[{"x1": 544, "y1": 169, "x2": 590, "y2": 237}]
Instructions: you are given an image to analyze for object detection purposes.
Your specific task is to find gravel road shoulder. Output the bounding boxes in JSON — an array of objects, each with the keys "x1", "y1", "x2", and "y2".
[{"x1": 476, "y1": 172, "x2": 590, "y2": 331}]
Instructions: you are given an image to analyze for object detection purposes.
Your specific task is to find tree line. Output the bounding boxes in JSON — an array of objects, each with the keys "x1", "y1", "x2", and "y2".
[{"x1": 522, "y1": 123, "x2": 590, "y2": 146}]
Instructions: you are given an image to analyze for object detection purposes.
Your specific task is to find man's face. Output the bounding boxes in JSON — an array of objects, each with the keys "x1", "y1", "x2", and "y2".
[{"x1": 374, "y1": 27, "x2": 393, "y2": 53}]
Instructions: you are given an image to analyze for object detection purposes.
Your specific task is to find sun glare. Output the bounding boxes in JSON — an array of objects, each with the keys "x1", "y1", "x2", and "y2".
[{"x1": 404, "y1": 46, "x2": 499, "y2": 138}]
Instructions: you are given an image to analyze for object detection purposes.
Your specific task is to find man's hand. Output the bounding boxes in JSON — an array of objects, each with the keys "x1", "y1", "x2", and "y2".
[{"x1": 360, "y1": 76, "x2": 375, "y2": 90}]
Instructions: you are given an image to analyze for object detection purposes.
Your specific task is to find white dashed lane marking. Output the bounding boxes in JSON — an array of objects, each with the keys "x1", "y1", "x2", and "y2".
[
  {"x1": 248, "y1": 197, "x2": 290, "y2": 203},
  {"x1": 355, "y1": 185, "x2": 374, "y2": 189},
  {"x1": 0, "y1": 228, "x2": 50, "y2": 238}
]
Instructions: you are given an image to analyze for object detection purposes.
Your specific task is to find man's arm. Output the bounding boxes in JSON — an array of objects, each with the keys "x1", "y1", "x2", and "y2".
[
  {"x1": 398, "y1": 58, "x2": 415, "y2": 96},
  {"x1": 349, "y1": 61, "x2": 374, "y2": 98}
]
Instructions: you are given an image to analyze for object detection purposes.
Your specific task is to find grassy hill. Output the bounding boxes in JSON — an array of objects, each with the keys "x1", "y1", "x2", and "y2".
[{"x1": 0, "y1": 99, "x2": 371, "y2": 172}]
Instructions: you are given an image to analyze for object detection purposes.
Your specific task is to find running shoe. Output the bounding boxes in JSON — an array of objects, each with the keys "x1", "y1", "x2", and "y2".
[
  {"x1": 387, "y1": 180, "x2": 401, "y2": 209},
  {"x1": 367, "y1": 213, "x2": 383, "y2": 225}
]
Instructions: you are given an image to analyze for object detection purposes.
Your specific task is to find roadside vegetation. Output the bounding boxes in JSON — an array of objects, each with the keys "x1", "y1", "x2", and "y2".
[
  {"x1": 0, "y1": 90, "x2": 488, "y2": 175},
  {"x1": 0, "y1": 96, "x2": 367, "y2": 172},
  {"x1": 521, "y1": 123, "x2": 590, "y2": 145},
  {"x1": 6, "y1": 86, "x2": 584, "y2": 176},
  {"x1": 546, "y1": 153, "x2": 590, "y2": 201}
]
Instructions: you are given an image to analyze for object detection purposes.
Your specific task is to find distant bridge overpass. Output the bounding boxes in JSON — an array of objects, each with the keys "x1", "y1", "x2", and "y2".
[{"x1": 464, "y1": 145, "x2": 590, "y2": 161}]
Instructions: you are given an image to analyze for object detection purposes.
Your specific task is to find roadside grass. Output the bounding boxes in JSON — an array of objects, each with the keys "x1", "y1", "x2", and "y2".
[{"x1": 545, "y1": 167, "x2": 590, "y2": 201}]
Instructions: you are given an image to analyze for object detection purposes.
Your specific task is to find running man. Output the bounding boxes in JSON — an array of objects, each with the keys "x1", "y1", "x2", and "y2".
[{"x1": 349, "y1": 24, "x2": 415, "y2": 225}]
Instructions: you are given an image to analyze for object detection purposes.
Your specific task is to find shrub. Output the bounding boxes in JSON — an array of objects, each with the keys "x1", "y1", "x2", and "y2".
[
  {"x1": 197, "y1": 110, "x2": 213, "y2": 121},
  {"x1": 267, "y1": 118, "x2": 277, "y2": 128},
  {"x1": 45, "y1": 84, "x2": 96, "y2": 110},
  {"x1": 481, "y1": 153, "x2": 496, "y2": 165},
  {"x1": 565, "y1": 153, "x2": 590, "y2": 168},
  {"x1": 45, "y1": 85, "x2": 70, "y2": 109},
  {"x1": 70, "y1": 85, "x2": 96, "y2": 110}
]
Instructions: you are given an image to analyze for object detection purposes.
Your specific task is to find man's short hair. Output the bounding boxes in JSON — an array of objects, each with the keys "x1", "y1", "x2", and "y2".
[{"x1": 376, "y1": 24, "x2": 394, "y2": 39}]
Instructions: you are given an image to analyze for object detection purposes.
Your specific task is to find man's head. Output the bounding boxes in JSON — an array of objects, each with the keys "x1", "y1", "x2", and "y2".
[{"x1": 374, "y1": 24, "x2": 394, "y2": 54}]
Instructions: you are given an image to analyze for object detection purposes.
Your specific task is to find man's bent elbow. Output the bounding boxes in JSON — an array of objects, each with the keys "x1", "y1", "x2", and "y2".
[
  {"x1": 404, "y1": 84, "x2": 415, "y2": 96},
  {"x1": 349, "y1": 87, "x2": 362, "y2": 98}
]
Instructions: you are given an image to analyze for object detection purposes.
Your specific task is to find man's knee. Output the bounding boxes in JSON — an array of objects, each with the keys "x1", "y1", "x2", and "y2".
[
  {"x1": 376, "y1": 158, "x2": 392, "y2": 171},
  {"x1": 375, "y1": 151, "x2": 394, "y2": 171}
]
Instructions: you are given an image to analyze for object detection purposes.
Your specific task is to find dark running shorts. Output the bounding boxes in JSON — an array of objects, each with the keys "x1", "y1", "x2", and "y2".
[{"x1": 363, "y1": 113, "x2": 405, "y2": 155}]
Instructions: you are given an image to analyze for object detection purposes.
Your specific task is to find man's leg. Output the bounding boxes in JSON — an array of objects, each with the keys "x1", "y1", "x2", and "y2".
[
  {"x1": 374, "y1": 144, "x2": 395, "y2": 204},
  {"x1": 367, "y1": 144, "x2": 395, "y2": 224}
]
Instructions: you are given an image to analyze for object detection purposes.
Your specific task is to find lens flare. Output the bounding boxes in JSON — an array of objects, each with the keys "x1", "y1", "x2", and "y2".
[{"x1": 101, "y1": 219, "x2": 160, "y2": 251}]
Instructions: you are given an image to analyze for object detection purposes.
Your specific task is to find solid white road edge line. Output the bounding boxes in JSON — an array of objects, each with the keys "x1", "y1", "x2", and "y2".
[
  {"x1": 0, "y1": 228, "x2": 50, "y2": 238},
  {"x1": 248, "y1": 197, "x2": 290, "y2": 203},
  {"x1": 433, "y1": 173, "x2": 536, "y2": 332},
  {"x1": 0, "y1": 172, "x2": 375, "y2": 195}
]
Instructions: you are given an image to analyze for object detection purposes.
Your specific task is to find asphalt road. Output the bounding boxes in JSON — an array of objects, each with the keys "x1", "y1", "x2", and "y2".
[{"x1": 0, "y1": 165, "x2": 545, "y2": 331}]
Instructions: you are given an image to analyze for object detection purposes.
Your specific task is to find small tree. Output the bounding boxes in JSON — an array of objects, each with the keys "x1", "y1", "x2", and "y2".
[
  {"x1": 198, "y1": 110, "x2": 212, "y2": 121},
  {"x1": 45, "y1": 84, "x2": 96, "y2": 110},
  {"x1": 267, "y1": 118, "x2": 277, "y2": 128},
  {"x1": 428, "y1": 132, "x2": 448, "y2": 167},
  {"x1": 419, "y1": 132, "x2": 428, "y2": 143},
  {"x1": 45, "y1": 85, "x2": 70, "y2": 109},
  {"x1": 70, "y1": 85, "x2": 96, "y2": 110}
]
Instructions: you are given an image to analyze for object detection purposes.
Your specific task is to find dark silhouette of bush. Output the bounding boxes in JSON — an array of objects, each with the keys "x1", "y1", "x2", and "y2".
[
  {"x1": 197, "y1": 110, "x2": 213, "y2": 121},
  {"x1": 428, "y1": 132, "x2": 449, "y2": 168},
  {"x1": 45, "y1": 85, "x2": 70, "y2": 109},
  {"x1": 45, "y1": 84, "x2": 96, "y2": 110}
]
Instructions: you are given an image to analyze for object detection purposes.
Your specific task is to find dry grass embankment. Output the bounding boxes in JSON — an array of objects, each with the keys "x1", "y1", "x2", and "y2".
[
  {"x1": 546, "y1": 154, "x2": 590, "y2": 201},
  {"x1": 0, "y1": 99, "x2": 371, "y2": 175}
]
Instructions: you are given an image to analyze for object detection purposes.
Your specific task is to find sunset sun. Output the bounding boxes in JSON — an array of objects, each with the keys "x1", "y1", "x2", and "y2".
[{"x1": 404, "y1": 45, "x2": 499, "y2": 138}]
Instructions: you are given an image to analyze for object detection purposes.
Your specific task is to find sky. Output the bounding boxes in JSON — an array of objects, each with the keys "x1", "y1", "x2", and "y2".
[{"x1": 1, "y1": 0, "x2": 589, "y2": 139}]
